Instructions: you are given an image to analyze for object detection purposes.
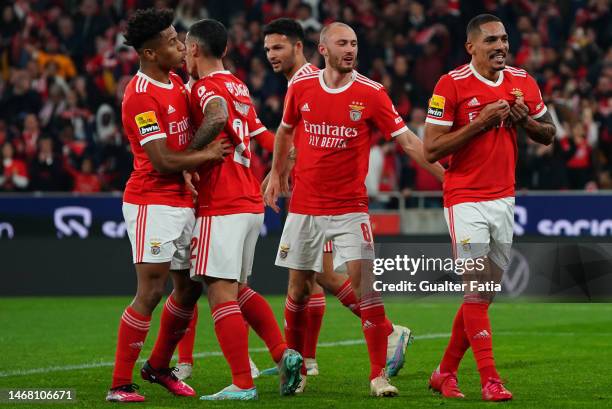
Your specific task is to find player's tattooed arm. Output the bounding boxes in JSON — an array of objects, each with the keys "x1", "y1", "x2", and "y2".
[
  {"x1": 521, "y1": 111, "x2": 555, "y2": 146},
  {"x1": 189, "y1": 97, "x2": 229, "y2": 150},
  {"x1": 509, "y1": 96, "x2": 555, "y2": 145}
]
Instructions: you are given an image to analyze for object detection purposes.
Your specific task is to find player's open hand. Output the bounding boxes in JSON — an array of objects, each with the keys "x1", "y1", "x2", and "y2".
[
  {"x1": 264, "y1": 173, "x2": 283, "y2": 213},
  {"x1": 476, "y1": 99, "x2": 510, "y2": 130},
  {"x1": 182, "y1": 170, "x2": 199, "y2": 201},
  {"x1": 509, "y1": 96, "x2": 529, "y2": 126},
  {"x1": 203, "y1": 138, "x2": 232, "y2": 161}
]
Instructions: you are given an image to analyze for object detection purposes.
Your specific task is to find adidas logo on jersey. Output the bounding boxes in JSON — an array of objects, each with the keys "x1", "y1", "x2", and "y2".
[
  {"x1": 168, "y1": 105, "x2": 176, "y2": 114},
  {"x1": 467, "y1": 97, "x2": 480, "y2": 107},
  {"x1": 301, "y1": 103, "x2": 310, "y2": 112},
  {"x1": 473, "y1": 330, "x2": 490, "y2": 339}
]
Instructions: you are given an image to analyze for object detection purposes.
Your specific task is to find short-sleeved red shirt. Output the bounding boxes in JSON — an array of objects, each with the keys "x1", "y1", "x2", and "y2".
[
  {"x1": 122, "y1": 71, "x2": 194, "y2": 207},
  {"x1": 425, "y1": 64, "x2": 546, "y2": 207},
  {"x1": 190, "y1": 70, "x2": 268, "y2": 216},
  {"x1": 282, "y1": 69, "x2": 407, "y2": 215}
]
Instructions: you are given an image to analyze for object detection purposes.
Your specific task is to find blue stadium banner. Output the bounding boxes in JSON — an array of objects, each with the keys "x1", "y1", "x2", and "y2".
[
  {"x1": 514, "y1": 194, "x2": 612, "y2": 237},
  {"x1": 1, "y1": 193, "x2": 612, "y2": 239}
]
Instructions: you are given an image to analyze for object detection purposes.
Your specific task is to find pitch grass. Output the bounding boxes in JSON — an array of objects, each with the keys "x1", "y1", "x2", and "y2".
[{"x1": 0, "y1": 297, "x2": 611, "y2": 408}]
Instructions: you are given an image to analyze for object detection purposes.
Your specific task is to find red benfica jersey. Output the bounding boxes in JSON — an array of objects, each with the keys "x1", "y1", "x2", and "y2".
[
  {"x1": 425, "y1": 64, "x2": 547, "y2": 207},
  {"x1": 282, "y1": 69, "x2": 407, "y2": 215},
  {"x1": 288, "y1": 63, "x2": 319, "y2": 86},
  {"x1": 191, "y1": 70, "x2": 268, "y2": 217},
  {"x1": 122, "y1": 71, "x2": 194, "y2": 207}
]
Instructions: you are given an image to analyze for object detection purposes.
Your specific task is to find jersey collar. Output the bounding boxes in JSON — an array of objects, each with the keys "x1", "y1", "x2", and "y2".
[
  {"x1": 136, "y1": 71, "x2": 174, "y2": 89},
  {"x1": 318, "y1": 69, "x2": 356, "y2": 94},
  {"x1": 289, "y1": 63, "x2": 312, "y2": 83},
  {"x1": 469, "y1": 63, "x2": 504, "y2": 87},
  {"x1": 206, "y1": 70, "x2": 231, "y2": 77}
]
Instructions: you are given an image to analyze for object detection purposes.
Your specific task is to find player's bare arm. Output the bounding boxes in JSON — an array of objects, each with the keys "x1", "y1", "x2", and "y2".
[
  {"x1": 143, "y1": 137, "x2": 230, "y2": 174},
  {"x1": 260, "y1": 146, "x2": 296, "y2": 195},
  {"x1": 395, "y1": 130, "x2": 445, "y2": 182},
  {"x1": 509, "y1": 97, "x2": 555, "y2": 145},
  {"x1": 424, "y1": 100, "x2": 510, "y2": 163},
  {"x1": 189, "y1": 97, "x2": 229, "y2": 150},
  {"x1": 264, "y1": 124, "x2": 294, "y2": 212}
]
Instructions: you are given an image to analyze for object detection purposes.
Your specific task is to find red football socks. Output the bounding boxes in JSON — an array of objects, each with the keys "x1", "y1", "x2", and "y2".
[
  {"x1": 212, "y1": 301, "x2": 253, "y2": 389},
  {"x1": 335, "y1": 279, "x2": 361, "y2": 317},
  {"x1": 440, "y1": 303, "x2": 470, "y2": 374},
  {"x1": 149, "y1": 295, "x2": 195, "y2": 370},
  {"x1": 284, "y1": 296, "x2": 308, "y2": 353},
  {"x1": 303, "y1": 292, "x2": 326, "y2": 359},
  {"x1": 360, "y1": 293, "x2": 388, "y2": 380},
  {"x1": 111, "y1": 306, "x2": 151, "y2": 388},
  {"x1": 238, "y1": 287, "x2": 287, "y2": 363},
  {"x1": 463, "y1": 302, "x2": 500, "y2": 385},
  {"x1": 178, "y1": 303, "x2": 198, "y2": 365},
  {"x1": 335, "y1": 279, "x2": 393, "y2": 336}
]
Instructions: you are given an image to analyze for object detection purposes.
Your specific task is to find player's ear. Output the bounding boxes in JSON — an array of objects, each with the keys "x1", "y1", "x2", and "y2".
[
  {"x1": 465, "y1": 40, "x2": 474, "y2": 56},
  {"x1": 318, "y1": 42, "x2": 326, "y2": 57},
  {"x1": 294, "y1": 40, "x2": 303, "y2": 54},
  {"x1": 141, "y1": 47, "x2": 156, "y2": 62}
]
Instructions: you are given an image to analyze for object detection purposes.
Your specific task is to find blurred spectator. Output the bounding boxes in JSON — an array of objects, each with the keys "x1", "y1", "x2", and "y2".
[
  {"x1": 0, "y1": 0, "x2": 609, "y2": 196},
  {"x1": 0, "y1": 142, "x2": 29, "y2": 191},
  {"x1": 29, "y1": 137, "x2": 68, "y2": 191},
  {"x1": 65, "y1": 156, "x2": 102, "y2": 193}
]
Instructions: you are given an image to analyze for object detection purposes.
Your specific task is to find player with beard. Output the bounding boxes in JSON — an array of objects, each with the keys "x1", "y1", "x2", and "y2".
[
  {"x1": 423, "y1": 14, "x2": 554, "y2": 401},
  {"x1": 183, "y1": 19, "x2": 303, "y2": 400},
  {"x1": 265, "y1": 22, "x2": 444, "y2": 396},
  {"x1": 260, "y1": 17, "x2": 412, "y2": 379},
  {"x1": 107, "y1": 8, "x2": 230, "y2": 403}
]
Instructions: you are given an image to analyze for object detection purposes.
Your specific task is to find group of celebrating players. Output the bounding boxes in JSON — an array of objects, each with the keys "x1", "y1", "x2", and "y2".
[{"x1": 106, "y1": 7, "x2": 555, "y2": 403}]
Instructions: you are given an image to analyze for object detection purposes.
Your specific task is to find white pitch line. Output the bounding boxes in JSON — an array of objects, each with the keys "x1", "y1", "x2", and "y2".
[
  {"x1": 2, "y1": 331, "x2": 609, "y2": 378},
  {"x1": 0, "y1": 333, "x2": 450, "y2": 378}
]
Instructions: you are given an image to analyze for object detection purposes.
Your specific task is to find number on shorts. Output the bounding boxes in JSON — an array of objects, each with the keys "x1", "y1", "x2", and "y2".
[
  {"x1": 360, "y1": 223, "x2": 372, "y2": 242},
  {"x1": 232, "y1": 118, "x2": 251, "y2": 167},
  {"x1": 189, "y1": 237, "x2": 198, "y2": 262}
]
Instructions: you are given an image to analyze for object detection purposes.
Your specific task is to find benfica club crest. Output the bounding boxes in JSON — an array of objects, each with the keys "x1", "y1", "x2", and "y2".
[
  {"x1": 349, "y1": 103, "x2": 365, "y2": 121},
  {"x1": 510, "y1": 88, "x2": 524, "y2": 99},
  {"x1": 150, "y1": 240, "x2": 161, "y2": 255}
]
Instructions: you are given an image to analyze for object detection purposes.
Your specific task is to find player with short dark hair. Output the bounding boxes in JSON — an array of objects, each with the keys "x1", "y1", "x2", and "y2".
[
  {"x1": 106, "y1": 8, "x2": 230, "y2": 403},
  {"x1": 183, "y1": 18, "x2": 302, "y2": 400},
  {"x1": 264, "y1": 22, "x2": 444, "y2": 396},
  {"x1": 261, "y1": 17, "x2": 413, "y2": 380},
  {"x1": 424, "y1": 14, "x2": 555, "y2": 402}
]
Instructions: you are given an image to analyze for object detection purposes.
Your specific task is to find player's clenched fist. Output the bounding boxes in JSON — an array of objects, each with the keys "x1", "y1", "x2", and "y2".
[
  {"x1": 202, "y1": 138, "x2": 232, "y2": 161},
  {"x1": 509, "y1": 96, "x2": 529, "y2": 125},
  {"x1": 476, "y1": 99, "x2": 510, "y2": 131}
]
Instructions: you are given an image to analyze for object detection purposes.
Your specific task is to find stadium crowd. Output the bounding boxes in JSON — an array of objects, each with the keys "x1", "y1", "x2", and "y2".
[{"x1": 0, "y1": 0, "x2": 610, "y2": 197}]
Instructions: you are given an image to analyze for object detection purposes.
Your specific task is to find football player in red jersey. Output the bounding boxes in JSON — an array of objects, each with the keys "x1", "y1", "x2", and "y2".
[
  {"x1": 106, "y1": 9, "x2": 230, "y2": 403},
  {"x1": 424, "y1": 14, "x2": 555, "y2": 402},
  {"x1": 264, "y1": 22, "x2": 444, "y2": 396},
  {"x1": 182, "y1": 19, "x2": 302, "y2": 400},
  {"x1": 261, "y1": 17, "x2": 412, "y2": 379}
]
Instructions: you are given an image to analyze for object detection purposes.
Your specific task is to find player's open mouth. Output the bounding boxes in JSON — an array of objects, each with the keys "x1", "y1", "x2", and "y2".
[
  {"x1": 491, "y1": 52, "x2": 506, "y2": 63},
  {"x1": 343, "y1": 56, "x2": 354, "y2": 63}
]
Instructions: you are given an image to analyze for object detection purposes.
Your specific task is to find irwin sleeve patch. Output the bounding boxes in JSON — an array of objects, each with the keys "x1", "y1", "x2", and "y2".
[
  {"x1": 427, "y1": 94, "x2": 445, "y2": 118},
  {"x1": 135, "y1": 111, "x2": 161, "y2": 136}
]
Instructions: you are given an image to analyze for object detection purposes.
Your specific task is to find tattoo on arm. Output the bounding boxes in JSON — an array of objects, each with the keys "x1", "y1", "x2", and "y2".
[
  {"x1": 525, "y1": 111, "x2": 555, "y2": 145},
  {"x1": 189, "y1": 97, "x2": 229, "y2": 150}
]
